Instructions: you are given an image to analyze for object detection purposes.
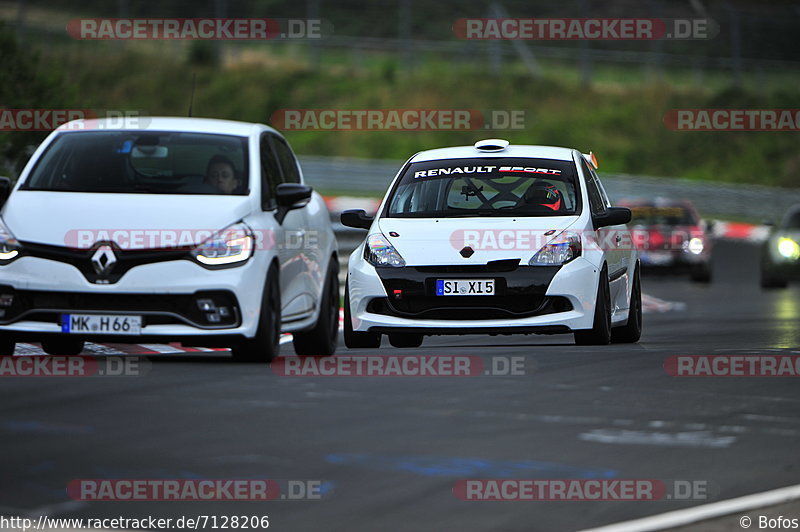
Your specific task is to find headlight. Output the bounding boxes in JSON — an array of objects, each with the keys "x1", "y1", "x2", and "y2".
[
  {"x1": 0, "y1": 218, "x2": 21, "y2": 263},
  {"x1": 192, "y1": 223, "x2": 254, "y2": 266},
  {"x1": 529, "y1": 231, "x2": 581, "y2": 266},
  {"x1": 686, "y1": 237, "x2": 704, "y2": 255},
  {"x1": 778, "y1": 237, "x2": 800, "y2": 260},
  {"x1": 364, "y1": 233, "x2": 405, "y2": 267}
]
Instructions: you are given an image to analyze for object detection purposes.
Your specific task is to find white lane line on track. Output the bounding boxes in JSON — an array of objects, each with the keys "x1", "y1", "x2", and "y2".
[
  {"x1": 579, "y1": 482, "x2": 800, "y2": 532},
  {"x1": 579, "y1": 428, "x2": 736, "y2": 448},
  {"x1": 642, "y1": 293, "x2": 687, "y2": 314}
]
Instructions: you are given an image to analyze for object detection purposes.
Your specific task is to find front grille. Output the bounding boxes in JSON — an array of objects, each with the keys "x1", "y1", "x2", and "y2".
[
  {"x1": 367, "y1": 296, "x2": 572, "y2": 320},
  {"x1": 19, "y1": 241, "x2": 191, "y2": 284}
]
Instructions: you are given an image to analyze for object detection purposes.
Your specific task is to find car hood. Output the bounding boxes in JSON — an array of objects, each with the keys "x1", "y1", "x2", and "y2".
[
  {"x1": 2, "y1": 191, "x2": 252, "y2": 249},
  {"x1": 377, "y1": 216, "x2": 580, "y2": 266}
]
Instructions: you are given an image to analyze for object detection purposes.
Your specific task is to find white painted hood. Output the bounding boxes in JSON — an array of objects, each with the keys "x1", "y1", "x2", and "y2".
[
  {"x1": 2, "y1": 190, "x2": 253, "y2": 249},
  {"x1": 377, "y1": 216, "x2": 580, "y2": 266}
]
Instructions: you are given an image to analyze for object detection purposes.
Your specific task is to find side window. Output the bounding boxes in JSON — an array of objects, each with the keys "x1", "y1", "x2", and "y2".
[
  {"x1": 260, "y1": 134, "x2": 281, "y2": 210},
  {"x1": 581, "y1": 159, "x2": 606, "y2": 216},
  {"x1": 271, "y1": 136, "x2": 301, "y2": 184},
  {"x1": 592, "y1": 169, "x2": 612, "y2": 208}
]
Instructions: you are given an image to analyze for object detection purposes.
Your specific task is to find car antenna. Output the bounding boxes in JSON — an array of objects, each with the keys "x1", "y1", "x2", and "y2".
[{"x1": 188, "y1": 72, "x2": 197, "y2": 117}]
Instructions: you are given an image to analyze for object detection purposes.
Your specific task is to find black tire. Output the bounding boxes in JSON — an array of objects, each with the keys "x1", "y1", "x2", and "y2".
[
  {"x1": 760, "y1": 265, "x2": 788, "y2": 289},
  {"x1": 41, "y1": 338, "x2": 85, "y2": 356},
  {"x1": 690, "y1": 263, "x2": 712, "y2": 283},
  {"x1": 388, "y1": 333, "x2": 423, "y2": 348},
  {"x1": 0, "y1": 334, "x2": 15, "y2": 356},
  {"x1": 343, "y1": 277, "x2": 381, "y2": 349},
  {"x1": 232, "y1": 265, "x2": 281, "y2": 363},
  {"x1": 293, "y1": 258, "x2": 340, "y2": 357},
  {"x1": 611, "y1": 265, "x2": 642, "y2": 344},
  {"x1": 574, "y1": 267, "x2": 612, "y2": 346}
]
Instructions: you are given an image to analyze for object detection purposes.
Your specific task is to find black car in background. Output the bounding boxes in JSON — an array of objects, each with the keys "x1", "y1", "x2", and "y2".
[{"x1": 761, "y1": 205, "x2": 800, "y2": 289}]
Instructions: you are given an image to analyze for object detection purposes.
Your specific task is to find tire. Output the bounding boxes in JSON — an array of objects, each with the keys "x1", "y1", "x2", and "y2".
[
  {"x1": 611, "y1": 265, "x2": 642, "y2": 344},
  {"x1": 760, "y1": 265, "x2": 788, "y2": 289},
  {"x1": 232, "y1": 265, "x2": 281, "y2": 363},
  {"x1": 574, "y1": 267, "x2": 612, "y2": 346},
  {"x1": 41, "y1": 338, "x2": 85, "y2": 356},
  {"x1": 343, "y1": 277, "x2": 381, "y2": 349},
  {"x1": 0, "y1": 334, "x2": 15, "y2": 356},
  {"x1": 293, "y1": 258, "x2": 340, "y2": 357},
  {"x1": 690, "y1": 263, "x2": 712, "y2": 283},
  {"x1": 388, "y1": 333, "x2": 423, "y2": 348}
]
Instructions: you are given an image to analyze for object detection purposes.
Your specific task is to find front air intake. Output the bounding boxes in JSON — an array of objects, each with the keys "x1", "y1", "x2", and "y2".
[{"x1": 473, "y1": 139, "x2": 509, "y2": 152}]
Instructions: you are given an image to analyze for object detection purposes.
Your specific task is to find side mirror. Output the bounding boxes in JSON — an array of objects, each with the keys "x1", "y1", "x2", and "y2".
[
  {"x1": 593, "y1": 207, "x2": 631, "y2": 229},
  {"x1": 341, "y1": 209, "x2": 374, "y2": 230},
  {"x1": 0, "y1": 177, "x2": 11, "y2": 209},
  {"x1": 275, "y1": 183, "x2": 312, "y2": 224}
]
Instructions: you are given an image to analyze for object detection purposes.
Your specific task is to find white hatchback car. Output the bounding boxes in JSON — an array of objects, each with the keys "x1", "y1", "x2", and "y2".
[
  {"x1": 342, "y1": 139, "x2": 640, "y2": 348},
  {"x1": 0, "y1": 117, "x2": 339, "y2": 362}
]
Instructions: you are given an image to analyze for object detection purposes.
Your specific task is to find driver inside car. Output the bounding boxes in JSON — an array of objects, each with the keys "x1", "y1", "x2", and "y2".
[{"x1": 205, "y1": 154, "x2": 241, "y2": 194}]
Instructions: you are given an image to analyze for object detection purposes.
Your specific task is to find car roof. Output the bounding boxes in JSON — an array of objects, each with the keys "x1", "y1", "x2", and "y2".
[
  {"x1": 55, "y1": 116, "x2": 270, "y2": 137},
  {"x1": 409, "y1": 144, "x2": 577, "y2": 163}
]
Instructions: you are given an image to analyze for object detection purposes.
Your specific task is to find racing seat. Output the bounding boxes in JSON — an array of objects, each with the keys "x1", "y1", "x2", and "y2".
[{"x1": 516, "y1": 181, "x2": 565, "y2": 212}]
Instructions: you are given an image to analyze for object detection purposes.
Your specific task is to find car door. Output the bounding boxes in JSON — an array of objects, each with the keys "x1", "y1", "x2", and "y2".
[
  {"x1": 266, "y1": 133, "x2": 315, "y2": 321},
  {"x1": 581, "y1": 159, "x2": 626, "y2": 311}
]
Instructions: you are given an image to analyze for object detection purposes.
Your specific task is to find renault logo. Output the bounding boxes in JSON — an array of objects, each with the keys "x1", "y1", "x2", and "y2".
[{"x1": 91, "y1": 245, "x2": 117, "y2": 275}]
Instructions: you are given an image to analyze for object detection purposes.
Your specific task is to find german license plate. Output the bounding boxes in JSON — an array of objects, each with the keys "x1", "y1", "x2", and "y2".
[
  {"x1": 61, "y1": 314, "x2": 142, "y2": 335},
  {"x1": 436, "y1": 279, "x2": 495, "y2": 296}
]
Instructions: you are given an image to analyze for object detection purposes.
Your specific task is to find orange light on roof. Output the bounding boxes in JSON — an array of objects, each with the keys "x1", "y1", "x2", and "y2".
[{"x1": 589, "y1": 151, "x2": 599, "y2": 169}]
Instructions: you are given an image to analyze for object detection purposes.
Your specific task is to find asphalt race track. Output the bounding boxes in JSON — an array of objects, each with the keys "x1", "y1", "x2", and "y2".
[{"x1": 1, "y1": 240, "x2": 799, "y2": 532}]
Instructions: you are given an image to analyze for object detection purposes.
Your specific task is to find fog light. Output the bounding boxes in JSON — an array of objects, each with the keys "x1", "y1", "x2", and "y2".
[
  {"x1": 218, "y1": 306, "x2": 230, "y2": 318},
  {"x1": 0, "y1": 294, "x2": 13, "y2": 307},
  {"x1": 207, "y1": 314, "x2": 221, "y2": 323},
  {"x1": 197, "y1": 298, "x2": 217, "y2": 312}
]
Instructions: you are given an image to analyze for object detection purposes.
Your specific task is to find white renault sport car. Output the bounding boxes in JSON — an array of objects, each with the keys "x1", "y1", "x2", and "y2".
[
  {"x1": 0, "y1": 117, "x2": 339, "y2": 362},
  {"x1": 341, "y1": 139, "x2": 640, "y2": 348}
]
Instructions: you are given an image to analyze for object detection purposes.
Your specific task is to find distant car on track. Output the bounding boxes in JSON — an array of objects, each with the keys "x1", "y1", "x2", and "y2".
[
  {"x1": 0, "y1": 117, "x2": 339, "y2": 361},
  {"x1": 760, "y1": 204, "x2": 800, "y2": 289},
  {"x1": 341, "y1": 139, "x2": 640, "y2": 348},
  {"x1": 619, "y1": 198, "x2": 713, "y2": 283}
]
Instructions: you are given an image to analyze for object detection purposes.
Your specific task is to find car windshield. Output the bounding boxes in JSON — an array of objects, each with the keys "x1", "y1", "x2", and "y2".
[
  {"x1": 386, "y1": 157, "x2": 579, "y2": 218},
  {"x1": 629, "y1": 205, "x2": 696, "y2": 226},
  {"x1": 783, "y1": 210, "x2": 800, "y2": 229},
  {"x1": 21, "y1": 131, "x2": 249, "y2": 195}
]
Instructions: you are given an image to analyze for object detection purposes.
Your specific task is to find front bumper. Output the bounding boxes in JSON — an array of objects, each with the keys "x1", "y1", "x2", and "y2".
[
  {"x1": 348, "y1": 254, "x2": 599, "y2": 334},
  {"x1": 0, "y1": 254, "x2": 268, "y2": 340}
]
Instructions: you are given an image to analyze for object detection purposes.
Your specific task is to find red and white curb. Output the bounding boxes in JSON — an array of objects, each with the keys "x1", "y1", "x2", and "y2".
[{"x1": 712, "y1": 220, "x2": 769, "y2": 242}]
